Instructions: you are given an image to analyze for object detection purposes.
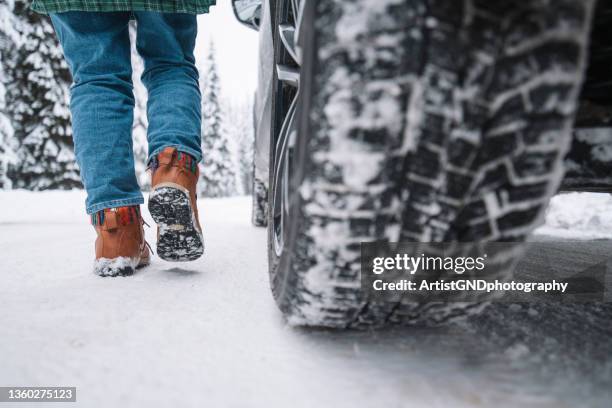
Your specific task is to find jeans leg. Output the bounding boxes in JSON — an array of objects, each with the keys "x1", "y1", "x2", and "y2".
[
  {"x1": 50, "y1": 12, "x2": 143, "y2": 214},
  {"x1": 134, "y1": 12, "x2": 202, "y2": 163}
]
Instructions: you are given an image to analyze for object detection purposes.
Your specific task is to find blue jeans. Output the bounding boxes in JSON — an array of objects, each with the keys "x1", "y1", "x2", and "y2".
[{"x1": 50, "y1": 12, "x2": 202, "y2": 214}]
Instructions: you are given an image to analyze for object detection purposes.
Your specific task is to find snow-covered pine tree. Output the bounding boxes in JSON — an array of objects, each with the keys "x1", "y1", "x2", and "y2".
[
  {"x1": 0, "y1": 63, "x2": 17, "y2": 190},
  {"x1": 130, "y1": 21, "x2": 150, "y2": 190},
  {"x1": 4, "y1": 0, "x2": 80, "y2": 190},
  {"x1": 225, "y1": 98, "x2": 255, "y2": 195},
  {"x1": 0, "y1": 0, "x2": 18, "y2": 189},
  {"x1": 198, "y1": 41, "x2": 237, "y2": 198}
]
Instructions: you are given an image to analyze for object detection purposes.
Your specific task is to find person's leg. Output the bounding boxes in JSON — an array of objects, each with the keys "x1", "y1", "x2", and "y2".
[
  {"x1": 133, "y1": 12, "x2": 202, "y2": 163},
  {"x1": 133, "y1": 12, "x2": 204, "y2": 262},
  {"x1": 50, "y1": 12, "x2": 143, "y2": 214}
]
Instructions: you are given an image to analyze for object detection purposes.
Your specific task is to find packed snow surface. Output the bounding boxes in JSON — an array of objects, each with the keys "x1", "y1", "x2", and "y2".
[
  {"x1": 535, "y1": 192, "x2": 612, "y2": 239},
  {"x1": 0, "y1": 191, "x2": 610, "y2": 408}
]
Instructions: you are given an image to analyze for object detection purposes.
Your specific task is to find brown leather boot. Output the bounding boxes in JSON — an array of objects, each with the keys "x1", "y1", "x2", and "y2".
[
  {"x1": 148, "y1": 147, "x2": 204, "y2": 262},
  {"x1": 92, "y1": 206, "x2": 150, "y2": 277}
]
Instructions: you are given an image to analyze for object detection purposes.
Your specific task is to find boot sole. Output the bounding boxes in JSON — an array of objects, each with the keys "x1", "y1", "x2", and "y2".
[
  {"x1": 148, "y1": 184, "x2": 204, "y2": 262},
  {"x1": 94, "y1": 257, "x2": 140, "y2": 277}
]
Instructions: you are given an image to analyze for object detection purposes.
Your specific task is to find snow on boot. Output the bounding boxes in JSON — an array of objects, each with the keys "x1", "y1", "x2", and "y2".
[
  {"x1": 92, "y1": 206, "x2": 151, "y2": 277},
  {"x1": 148, "y1": 147, "x2": 204, "y2": 262}
]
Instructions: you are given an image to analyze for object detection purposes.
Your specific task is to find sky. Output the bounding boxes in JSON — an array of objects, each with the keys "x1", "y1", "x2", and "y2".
[{"x1": 195, "y1": 1, "x2": 260, "y2": 104}]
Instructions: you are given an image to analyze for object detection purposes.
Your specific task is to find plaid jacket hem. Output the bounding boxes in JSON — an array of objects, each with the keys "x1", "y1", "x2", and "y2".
[{"x1": 31, "y1": 0, "x2": 216, "y2": 15}]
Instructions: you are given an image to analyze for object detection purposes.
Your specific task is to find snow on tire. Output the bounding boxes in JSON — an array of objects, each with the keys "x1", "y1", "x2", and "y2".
[
  {"x1": 252, "y1": 173, "x2": 268, "y2": 227},
  {"x1": 270, "y1": 0, "x2": 595, "y2": 328}
]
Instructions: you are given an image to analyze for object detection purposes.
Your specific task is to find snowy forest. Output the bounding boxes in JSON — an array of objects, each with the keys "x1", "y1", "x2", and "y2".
[{"x1": 0, "y1": 0, "x2": 255, "y2": 197}]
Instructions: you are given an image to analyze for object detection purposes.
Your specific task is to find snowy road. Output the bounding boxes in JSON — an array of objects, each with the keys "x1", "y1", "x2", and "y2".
[{"x1": 1, "y1": 191, "x2": 611, "y2": 408}]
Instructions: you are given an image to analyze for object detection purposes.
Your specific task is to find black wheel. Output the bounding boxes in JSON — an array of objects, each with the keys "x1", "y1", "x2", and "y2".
[
  {"x1": 269, "y1": 0, "x2": 595, "y2": 328},
  {"x1": 268, "y1": 0, "x2": 302, "y2": 271}
]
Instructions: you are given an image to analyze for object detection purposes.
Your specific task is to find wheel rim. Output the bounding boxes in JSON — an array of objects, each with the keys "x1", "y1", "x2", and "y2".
[{"x1": 272, "y1": 0, "x2": 303, "y2": 257}]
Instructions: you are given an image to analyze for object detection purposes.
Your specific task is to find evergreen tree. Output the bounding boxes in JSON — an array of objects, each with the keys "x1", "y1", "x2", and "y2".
[
  {"x1": 226, "y1": 98, "x2": 254, "y2": 195},
  {"x1": 198, "y1": 42, "x2": 237, "y2": 198},
  {"x1": 0, "y1": 82, "x2": 16, "y2": 189},
  {"x1": 130, "y1": 21, "x2": 150, "y2": 190},
  {"x1": 0, "y1": 67, "x2": 16, "y2": 189},
  {"x1": 0, "y1": 0, "x2": 18, "y2": 189},
  {"x1": 4, "y1": 1, "x2": 80, "y2": 190}
]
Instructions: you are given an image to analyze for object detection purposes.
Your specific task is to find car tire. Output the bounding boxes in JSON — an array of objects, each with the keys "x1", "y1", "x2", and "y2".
[
  {"x1": 269, "y1": 0, "x2": 595, "y2": 328},
  {"x1": 252, "y1": 171, "x2": 268, "y2": 227}
]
